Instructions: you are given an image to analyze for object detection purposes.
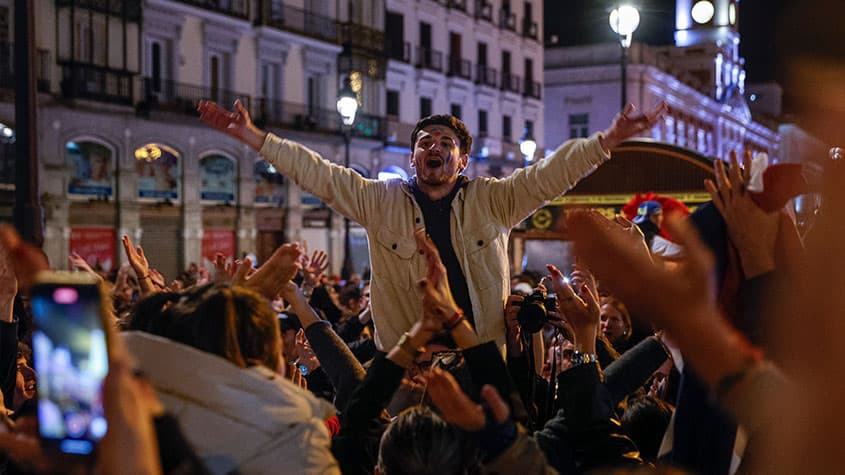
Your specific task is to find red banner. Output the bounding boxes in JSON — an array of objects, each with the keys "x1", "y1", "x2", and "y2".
[
  {"x1": 201, "y1": 228, "x2": 237, "y2": 265},
  {"x1": 69, "y1": 228, "x2": 116, "y2": 272}
]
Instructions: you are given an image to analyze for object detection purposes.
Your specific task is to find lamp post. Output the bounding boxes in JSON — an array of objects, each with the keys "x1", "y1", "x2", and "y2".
[
  {"x1": 520, "y1": 129, "x2": 537, "y2": 167},
  {"x1": 337, "y1": 76, "x2": 358, "y2": 281},
  {"x1": 609, "y1": 5, "x2": 640, "y2": 111}
]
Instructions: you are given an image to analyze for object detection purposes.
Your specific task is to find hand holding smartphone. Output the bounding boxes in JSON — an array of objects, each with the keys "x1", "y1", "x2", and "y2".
[{"x1": 30, "y1": 271, "x2": 110, "y2": 456}]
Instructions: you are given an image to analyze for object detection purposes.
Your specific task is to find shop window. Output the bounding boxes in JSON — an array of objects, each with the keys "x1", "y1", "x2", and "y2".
[
  {"x1": 134, "y1": 143, "x2": 181, "y2": 200},
  {"x1": 200, "y1": 154, "x2": 237, "y2": 203},
  {"x1": 66, "y1": 140, "x2": 114, "y2": 198}
]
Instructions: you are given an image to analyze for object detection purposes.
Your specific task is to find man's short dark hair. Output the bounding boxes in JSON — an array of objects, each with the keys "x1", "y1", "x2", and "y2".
[{"x1": 410, "y1": 115, "x2": 472, "y2": 156}]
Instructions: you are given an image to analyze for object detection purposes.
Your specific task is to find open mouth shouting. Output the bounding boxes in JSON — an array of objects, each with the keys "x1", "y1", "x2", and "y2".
[{"x1": 425, "y1": 156, "x2": 444, "y2": 168}]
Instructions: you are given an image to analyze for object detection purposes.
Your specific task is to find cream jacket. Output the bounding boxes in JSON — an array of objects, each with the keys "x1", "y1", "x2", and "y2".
[
  {"x1": 123, "y1": 331, "x2": 340, "y2": 475},
  {"x1": 260, "y1": 133, "x2": 610, "y2": 351}
]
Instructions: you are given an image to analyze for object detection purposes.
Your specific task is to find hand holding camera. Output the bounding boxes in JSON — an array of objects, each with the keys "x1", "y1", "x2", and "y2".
[{"x1": 545, "y1": 264, "x2": 600, "y2": 354}]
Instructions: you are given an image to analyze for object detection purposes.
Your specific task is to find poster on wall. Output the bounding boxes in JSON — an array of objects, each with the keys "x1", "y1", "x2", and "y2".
[
  {"x1": 200, "y1": 155, "x2": 237, "y2": 202},
  {"x1": 66, "y1": 141, "x2": 113, "y2": 197},
  {"x1": 136, "y1": 143, "x2": 180, "y2": 200},
  {"x1": 254, "y1": 161, "x2": 286, "y2": 205},
  {"x1": 201, "y1": 228, "x2": 236, "y2": 269},
  {"x1": 69, "y1": 228, "x2": 116, "y2": 272}
]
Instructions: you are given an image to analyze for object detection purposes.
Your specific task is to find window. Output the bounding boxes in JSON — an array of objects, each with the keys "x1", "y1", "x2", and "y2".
[
  {"x1": 307, "y1": 75, "x2": 325, "y2": 116},
  {"x1": 420, "y1": 22, "x2": 432, "y2": 49},
  {"x1": 502, "y1": 115, "x2": 512, "y2": 142},
  {"x1": 451, "y1": 103, "x2": 462, "y2": 119},
  {"x1": 255, "y1": 161, "x2": 286, "y2": 205},
  {"x1": 569, "y1": 113, "x2": 589, "y2": 138},
  {"x1": 210, "y1": 54, "x2": 222, "y2": 102},
  {"x1": 478, "y1": 110, "x2": 488, "y2": 137},
  {"x1": 200, "y1": 154, "x2": 238, "y2": 203},
  {"x1": 151, "y1": 43, "x2": 162, "y2": 92},
  {"x1": 66, "y1": 140, "x2": 114, "y2": 198},
  {"x1": 477, "y1": 42, "x2": 488, "y2": 65},
  {"x1": 502, "y1": 50, "x2": 511, "y2": 74},
  {"x1": 420, "y1": 97, "x2": 432, "y2": 117},
  {"x1": 524, "y1": 58, "x2": 533, "y2": 84},
  {"x1": 387, "y1": 89, "x2": 400, "y2": 117},
  {"x1": 524, "y1": 120, "x2": 534, "y2": 140},
  {"x1": 134, "y1": 143, "x2": 181, "y2": 200},
  {"x1": 386, "y1": 12, "x2": 405, "y2": 61}
]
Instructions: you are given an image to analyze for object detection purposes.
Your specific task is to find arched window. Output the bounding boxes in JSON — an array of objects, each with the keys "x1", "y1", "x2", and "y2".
[
  {"x1": 66, "y1": 139, "x2": 114, "y2": 198},
  {"x1": 134, "y1": 143, "x2": 181, "y2": 200},
  {"x1": 200, "y1": 154, "x2": 237, "y2": 203},
  {"x1": 254, "y1": 160, "x2": 286, "y2": 205}
]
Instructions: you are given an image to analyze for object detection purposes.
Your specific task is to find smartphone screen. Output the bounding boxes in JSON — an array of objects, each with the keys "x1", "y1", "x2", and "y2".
[{"x1": 31, "y1": 281, "x2": 108, "y2": 455}]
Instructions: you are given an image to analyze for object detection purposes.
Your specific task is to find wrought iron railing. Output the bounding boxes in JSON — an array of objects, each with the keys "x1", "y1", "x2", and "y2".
[
  {"x1": 475, "y1": 64, "x2": 497, "y2": 88},
  {"x1": 258, "y1": 1, "x2": 338, "y2": 43},
  {"x1": 55, "y1": 0, "x2": 142, "y2": 21},
  {"x1": 522, "y1": 19, "x2": 538, "y2": 40},
  {"x1": 386, "y1": 40, "x2": 411, "y2": 63},
  {"x1": 142, "y1": 77, "x2": 250, "y2": 115},
  {"x1": 474, "y1": 0, "x2": 492, "y2": 21},
  {"x1": 60, "y1": 61, "x2": 134, "y2": 105},
  {"x1": 254, "y1": 97, "x2": 385, "y2": 140},
  {"x1": 175, "y1": 0, "x2": 248, "y2": 19},
  {"x1": 499, "y1": 9, "x2": 516, "y2": 32},
  {"x1": 500, "y1": 72, "x2": 521, "y2": 94},
  {"x1": 524, "y1": 80, "x2": 541, "y2": 99},
  {"x1": 447, "y1": 56, "x2": 471, "y2": 80},
  {"x1": 415, "y1": 46, "x2": 443, "y2": 72}
]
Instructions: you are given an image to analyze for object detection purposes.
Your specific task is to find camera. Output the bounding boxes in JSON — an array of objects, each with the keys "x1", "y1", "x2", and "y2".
[{"x1": 517, "y1": 289, "x2": 552, "y2": 333}]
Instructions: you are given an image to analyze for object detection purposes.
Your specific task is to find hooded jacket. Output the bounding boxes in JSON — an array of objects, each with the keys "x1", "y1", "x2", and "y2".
[{"x1": 123, "y1": 331, "x2": 340, "y2": 475}]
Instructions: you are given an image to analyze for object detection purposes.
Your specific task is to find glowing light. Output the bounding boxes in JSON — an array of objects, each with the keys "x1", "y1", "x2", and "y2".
[{"x1": 691, "y1": 1, "x2": 715, "y2": 24}]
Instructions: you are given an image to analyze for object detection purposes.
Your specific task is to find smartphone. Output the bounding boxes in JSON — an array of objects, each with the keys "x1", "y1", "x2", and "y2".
[{"x1": 30, "y1": 272, "x2": 109, "y2": 456}]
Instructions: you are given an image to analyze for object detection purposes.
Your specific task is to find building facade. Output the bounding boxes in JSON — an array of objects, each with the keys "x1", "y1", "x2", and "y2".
[
  {"x1": 383, "y1": 0, "x2": 544, "y2": 178},
  {"x1": 0, "y1": 0, "x2": 545, "y2": 279},
  {"x1": 543, "y1": 0, "x2": 779, "y2": 163}
]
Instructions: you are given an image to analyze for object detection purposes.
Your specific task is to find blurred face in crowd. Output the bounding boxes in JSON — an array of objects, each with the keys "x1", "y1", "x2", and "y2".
[
  {"x1": 13, "y1": 356, "x2": 36, "y2": 410},
  {"x1": 410, "y1": 126, "x2": 468, "y2": 189},
  {"x1": 649, "y1": 210, "x2": 664, "y2": 228},
  {"x1": 601, "y1": 303, "x2": 628, "y2": 343}
]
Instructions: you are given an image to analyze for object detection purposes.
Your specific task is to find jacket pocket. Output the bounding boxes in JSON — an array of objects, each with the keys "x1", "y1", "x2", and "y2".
[
  {"x1": 464, "y1": 223, "x2": 503, "y2": 291},
  {"x1": 373, "y1": 226, "x2": 418, "y2": 290}
]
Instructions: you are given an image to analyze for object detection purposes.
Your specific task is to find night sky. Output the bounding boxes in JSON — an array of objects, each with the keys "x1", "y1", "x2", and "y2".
[{"x1": 544, "y1": 0, "x2": 786, "y2": 83}]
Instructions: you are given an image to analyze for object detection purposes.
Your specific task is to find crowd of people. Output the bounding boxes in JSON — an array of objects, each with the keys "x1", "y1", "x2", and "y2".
[{"x1": 0, "y1": 7, "x2": 842, "y2": 466}]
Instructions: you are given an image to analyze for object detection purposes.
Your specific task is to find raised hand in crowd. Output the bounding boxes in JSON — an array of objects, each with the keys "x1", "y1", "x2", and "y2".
[
  {"x1": 545, "y1": 264, "x2": 600, "y2": 355},
  {"x1": 705, "y1": 150, "x2": 780, "y2": 278},
  {"x1": 298, "y1": 243, "x2": 329, "y2": 292},
  {"x1": 294, "y1": 328, "x2": 321, "y2": 375},
  {"x1": 122, "y1": 234, "x2": 156, "y2": 296},
  {"x1": 601, "y1": 102, "x2": 669, "y2": 152},
  {"x1": 426, "y1": 367, "x2": 510, "y2": 431},
  {"x1": 232, "y1": 243, "x2": 302, "y2": 300},
  {"x1": 413, "y1": 229, "x2": 478, "y2": 348},
  {"x1": 68, "y1": 251, "x2": 103, "y2": 282},
  {"x1": 197, "y1": 99, "x2": 267, "y2": 151}
]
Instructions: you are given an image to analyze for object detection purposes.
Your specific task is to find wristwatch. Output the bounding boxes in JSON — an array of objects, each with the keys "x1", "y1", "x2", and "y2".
[{"x1": 570, "y1": 351, "x2": 598, "y2": 367}]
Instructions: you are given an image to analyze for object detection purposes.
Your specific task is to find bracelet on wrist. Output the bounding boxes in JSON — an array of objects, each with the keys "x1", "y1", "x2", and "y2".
[
  {"x1": 445, "y1": 309, "x2": 465, "y2": 330},
  {"x1": 569, "y1": 351, "x2": 598, "y2": 367}
]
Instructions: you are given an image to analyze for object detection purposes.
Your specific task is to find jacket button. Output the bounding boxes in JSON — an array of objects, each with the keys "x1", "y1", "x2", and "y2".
[
  {"x1": 415, "y1": 217, "x2": 421, "y2": 223},
  {"x1": 477, "y1": 240, "x2": 484, "y2": 246},
  {"x1": 392, "y1": 243, "x2": 397, "y2": 250}
]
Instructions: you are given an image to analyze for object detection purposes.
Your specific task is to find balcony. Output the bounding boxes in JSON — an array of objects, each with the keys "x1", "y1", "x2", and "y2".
[
  {"x1": 500, "y1": 72, "x2": 521, "y2": 94},
  {"x1": 55, "y1": 0, "x2": 142, "y2": 22},
  {"x1": 141, "y1": 77, "x2": 251, "y2": 115},
  {"x1": 340, "y1": 22, "x2": 385, "y2": 57},
  {"x1": 258, "y1": 1, "x2": 338, "y2": 43},
  {"x1": 60, "y1": 61, "x2": 134, "y2": 105},
  {"x1": 0, "y1": 43, "x2": 52, "y2": 94},
  {"x1": 447, "y1": 56, "x2": 472, "y2": 80},
  {"x1": 475, "y1": 64, "x2": 497, "y2": 88},
  {"x1": 474, "y1": 0, "x2": 492, "y2": 22},
  {"x1": 415, "y1": 47, "x2": 443, "y2": 72},
  {"x1": 447, "y1": 0, "x2": 467, "y2": 12},
  {"x1": 175, "y1": 0, "x2": 248, "y2": 20},
  {"x1": 522, "y1": 19, "x2": 538, "y2": 40},
  {"x1": 386, "y1": 40, "x2": 411, "y2": 63},
  {"x1": 499, "y1": 9, "x2": 516, "y2": 32},
  {"x1": 255, "y1": 98, "x2": 385, "y2": 140},
  {"x1": 523, "y1": 80, "x2": 541, "y2": 99}
]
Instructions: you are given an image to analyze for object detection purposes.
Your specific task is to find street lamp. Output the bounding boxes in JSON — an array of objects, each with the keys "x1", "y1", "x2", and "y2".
[
  {"x1": 520, "y1": 130, "x2": 537, "y2": 166},
  {"x1": 337, "y1": 76, "x2": 358, "y2": 281},
  {"x1": 609, "y1": 4, "x2": 640, "y2": 110}
]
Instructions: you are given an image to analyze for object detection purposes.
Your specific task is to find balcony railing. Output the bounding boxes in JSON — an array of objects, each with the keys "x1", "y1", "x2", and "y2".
[
  {"x1": 255, "y1": 98, "x2": 386, "y2": 140},
  {"x1": 340, "y1": 22, "x2": 385, "y2": 56},
  {"x1": 474, "y1": 0, "x2": 492, "y2": 21},
  {"x1": 60, "y1": 61, "x2": 134, "y2": 105},
  {"x1": 258, "y1": 1, "x2": 338, "y2": 43},
  {"x1": 475, "y1": 64, "x2": 497, "y2": 88},
  {"x1": 415, "y1": 46, "x2": 443, "y2": 72},
  {"x1": 55, "y1": 0, "x2": 142, "y2": 21},
  {"x1": 0, "y1": 43, "x2": 53, "y2": 94},
  {"x1": 142, "y1": 77, "x2": 250, "y2": 115},
  {"x1": 447, "y1": 0, "x2": 467, "y2": 12},
  {"x1": 386, "y1": 40, "x2": 411, "y2": 63},
  {"x1": 499, "y1": 9, "x2": 516, "y2": 32},
  {"x1": 447, "y1": 56, "x2": 472, "y2": 80},
  {"x1": 175, "y1": 0, "x2": 248, "y2": 19},
  {"x1": 522, "y1": 19, "x2": 538, "y2": 40},
  {"x1": 523, "y1": 80, "x2": 541, "y2": 99},
  {"x1": 501, "y1": 72, "x2": 521, "y2": 94}
]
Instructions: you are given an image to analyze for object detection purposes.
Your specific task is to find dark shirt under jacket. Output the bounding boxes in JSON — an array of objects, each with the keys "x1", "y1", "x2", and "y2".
[{"x1": 409, "y1": 176, "x2": 475, "y2": 327}]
